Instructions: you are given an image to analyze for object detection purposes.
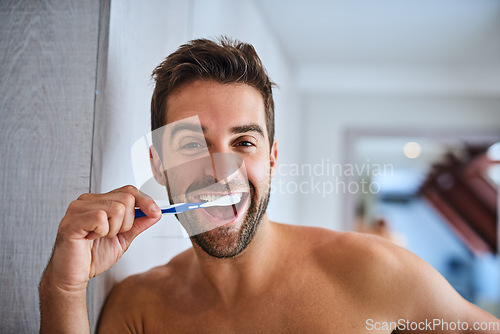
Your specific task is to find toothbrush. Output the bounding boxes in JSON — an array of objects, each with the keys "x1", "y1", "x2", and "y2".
[{"x1": 134, "y1": 193, "x2": 242, "y2": 218}]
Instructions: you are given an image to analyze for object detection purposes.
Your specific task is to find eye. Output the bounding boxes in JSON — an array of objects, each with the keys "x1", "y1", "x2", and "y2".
[
  {"x1": 232, "y1": 135, "x2": 258, "y2": 149},
  {"x1": 181, "y1": 142, "x2": 204, "y2": 149},
  {"x1": 236, "y1": 140, "x2": 255, "y2": 148}
]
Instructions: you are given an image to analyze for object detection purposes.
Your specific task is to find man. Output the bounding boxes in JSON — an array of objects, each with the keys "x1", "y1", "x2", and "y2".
[{"x1": 40, "y1": 38, "x2": 499, "y2": 333}]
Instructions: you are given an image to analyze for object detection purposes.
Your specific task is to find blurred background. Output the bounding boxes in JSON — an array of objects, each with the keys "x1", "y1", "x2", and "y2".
[{"x1": 1, "y1": 0, "x2": 499, "y2": 332}]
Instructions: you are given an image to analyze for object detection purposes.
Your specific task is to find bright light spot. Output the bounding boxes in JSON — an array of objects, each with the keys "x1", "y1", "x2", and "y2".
[
  {"x1": 403, "y1": 142, "x2": 421, "y2": 159},
  {"x1": 487, "y1": 165, "x2": 500, "y2": 186},
  {"x1": 487, "y1": 142, "x2": 500, "y2": 161}
]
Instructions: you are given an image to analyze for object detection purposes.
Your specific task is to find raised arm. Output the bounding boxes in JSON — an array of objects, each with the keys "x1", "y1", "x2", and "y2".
[{"x1": 39, "y1": 185, "x2": 161, "y2": 333}]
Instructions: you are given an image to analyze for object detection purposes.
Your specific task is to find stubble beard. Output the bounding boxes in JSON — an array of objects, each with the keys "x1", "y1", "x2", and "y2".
[{"x1": 190, "y1": 176, "x2": 271, "y2": 259}]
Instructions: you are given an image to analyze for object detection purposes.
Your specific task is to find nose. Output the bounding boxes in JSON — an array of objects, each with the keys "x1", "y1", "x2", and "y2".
[{"x1": 203, "y1": 152, "x2": 243, "y2": 184}]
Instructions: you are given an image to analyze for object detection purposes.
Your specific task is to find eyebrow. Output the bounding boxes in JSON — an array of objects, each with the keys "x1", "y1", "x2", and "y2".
[
  {"x1": 230, "y1": 124, "x2": 264, "y2": 138},
  {"x1": 169, "y1": 122, "x2": 205, "y2": 142},
  {"x1": 168, "y1": 122, "x2": 265, "y2": 141}
]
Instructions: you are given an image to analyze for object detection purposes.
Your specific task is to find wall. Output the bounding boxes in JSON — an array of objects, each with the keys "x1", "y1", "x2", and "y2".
[
  {"x1": 301, "y1": 95, "x2": 500, "y2": 231},
  {"x1": 0, "y1": 1, "x2": 104, "y2": 332}
]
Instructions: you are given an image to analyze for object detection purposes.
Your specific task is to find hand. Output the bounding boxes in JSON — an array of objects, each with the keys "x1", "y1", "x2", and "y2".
[{"x1": 42, "y1": 185, "x2": 162, "y2": 292}]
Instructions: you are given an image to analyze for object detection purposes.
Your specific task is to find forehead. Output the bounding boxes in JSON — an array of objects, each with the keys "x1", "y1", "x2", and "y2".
[{"x1": 165, "y1": 80, "x2": 266, "y2": 134}]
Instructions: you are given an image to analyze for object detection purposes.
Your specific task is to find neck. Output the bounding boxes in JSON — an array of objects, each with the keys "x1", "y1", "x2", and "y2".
[{"x1": 190, "y1": 214, "x2": 281, "y2": 305}]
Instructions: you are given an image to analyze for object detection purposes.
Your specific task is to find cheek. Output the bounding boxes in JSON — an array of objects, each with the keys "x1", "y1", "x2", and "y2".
[
  {"x1": 164, "y1": 157, "x2": 212, "y2": 199},
  {"x1": 244, "y1": 157, "x2": 271, "y2": 192}
]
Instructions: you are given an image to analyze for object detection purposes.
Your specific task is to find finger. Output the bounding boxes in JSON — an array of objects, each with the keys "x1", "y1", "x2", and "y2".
[
  {"x1": 76, "y1": 186, "x2": 161, "y2": 219},
  {"x1": 104, "y1": 200, "x2": 126, "y2": 238},
  {"x1": 110, "y1": 185, "x2": 161, "y2": 219},
  {"x1": 70, "y1": 186, "x2": 161, "y2": 239},
  {"x1": 72, "y1": 191, "x2": 151, "y2": 234},
  {"x1": 69, "y1": 197, "x2": 126, "y2": 223},
  {"x1": 92, "y1": 192, "x2": 136, "y2": 234},
  {"x1": 119, "y1": 215, "x2": 161, "y2": 247},
  {"x1": 59, "y1": 210, "x2": 110, "y2": 240},
  {"x1": 65, "y1": 199, "x2": 127, "y2": 238}
]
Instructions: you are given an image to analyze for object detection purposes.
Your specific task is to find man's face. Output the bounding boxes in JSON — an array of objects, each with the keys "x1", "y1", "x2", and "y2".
[{"x1": 163, "y1": 80, "x2": 277, "y2": 258}]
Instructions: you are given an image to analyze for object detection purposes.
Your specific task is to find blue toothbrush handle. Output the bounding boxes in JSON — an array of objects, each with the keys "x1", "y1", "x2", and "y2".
[
  {"x1": 134, "y1": 203, "x2": 202, "y2": 218},
  {"x1": 134, "y1": 209, "x2": 148, "y2": 218}
]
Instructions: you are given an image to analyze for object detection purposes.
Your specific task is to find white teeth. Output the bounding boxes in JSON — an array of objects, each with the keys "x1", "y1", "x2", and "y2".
[
  {"x1": 199, "y1": 194, "x2": 220, "y2": 202},
  {"x1": 199, "y1": 193, "x2": 242, "y2": 203},
  {"x1": 228, "y1": 193, "x2": 242, "y2": 203}
]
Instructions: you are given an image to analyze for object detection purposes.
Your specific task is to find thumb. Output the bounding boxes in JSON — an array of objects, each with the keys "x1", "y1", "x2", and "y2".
[{"x1": 120, "y1": 216, "x2": 161, "y2": 247}]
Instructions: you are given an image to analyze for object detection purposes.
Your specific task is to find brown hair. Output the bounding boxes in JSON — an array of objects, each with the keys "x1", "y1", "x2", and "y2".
[{"x1": 150, "y1": 37, "x2": 275, "y2": 149}]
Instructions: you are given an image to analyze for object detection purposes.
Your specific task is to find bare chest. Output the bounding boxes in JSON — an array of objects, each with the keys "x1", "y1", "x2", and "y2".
[{"x1": 139, "y1": 276, "x2": 388, "y2": 334}]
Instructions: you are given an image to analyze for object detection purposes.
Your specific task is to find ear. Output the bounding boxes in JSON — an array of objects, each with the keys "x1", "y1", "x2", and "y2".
[
  {"x1": 149, "y1": 145, "x2": 166, "y2": 186},
  {"x1": 269, "y1": 139, "x2": 278, "y2": 179}
]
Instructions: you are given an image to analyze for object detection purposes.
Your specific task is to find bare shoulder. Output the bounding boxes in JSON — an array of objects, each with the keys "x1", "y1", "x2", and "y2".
[
  {"x1": 273, "y1": 221, "x2": 402, "y2": 262},
  {"x1": 312, "y1": 229, "x2": 411, "y2": 272},
  {"x1": 281, "y1": 225, "x2": 417, "y2": 273},
  {"x1": 287, "y1": 227, "x2": 498, "y2": 324},
  {"x1": 275, "y1": 224, "x2": 440, "y2": 315},
  {"x1": 97, "y1": 248, "x2": 195, "y2": 333},
  {"x1": 306, "y1": 229, "x2": 427, "y2": 296}
]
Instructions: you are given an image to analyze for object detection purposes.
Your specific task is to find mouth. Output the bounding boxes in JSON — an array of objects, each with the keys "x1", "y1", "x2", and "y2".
[{"x1": 192, "y1": 191, "x2": 250, "y2": 226}]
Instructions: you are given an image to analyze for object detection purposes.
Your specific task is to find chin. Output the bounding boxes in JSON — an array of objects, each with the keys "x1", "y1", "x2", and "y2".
[{"x1": 190, "y1": 184, "x2": 270, "y2": 259}]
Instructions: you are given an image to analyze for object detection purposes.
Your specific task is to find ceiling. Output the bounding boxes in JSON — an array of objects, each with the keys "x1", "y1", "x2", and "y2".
[
  {"x1": 255, "y1": 0, "x2": 500, "y2": 95},
  {"x1": 256, "y1": 0, "x2": 500, "y2": 67}
]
